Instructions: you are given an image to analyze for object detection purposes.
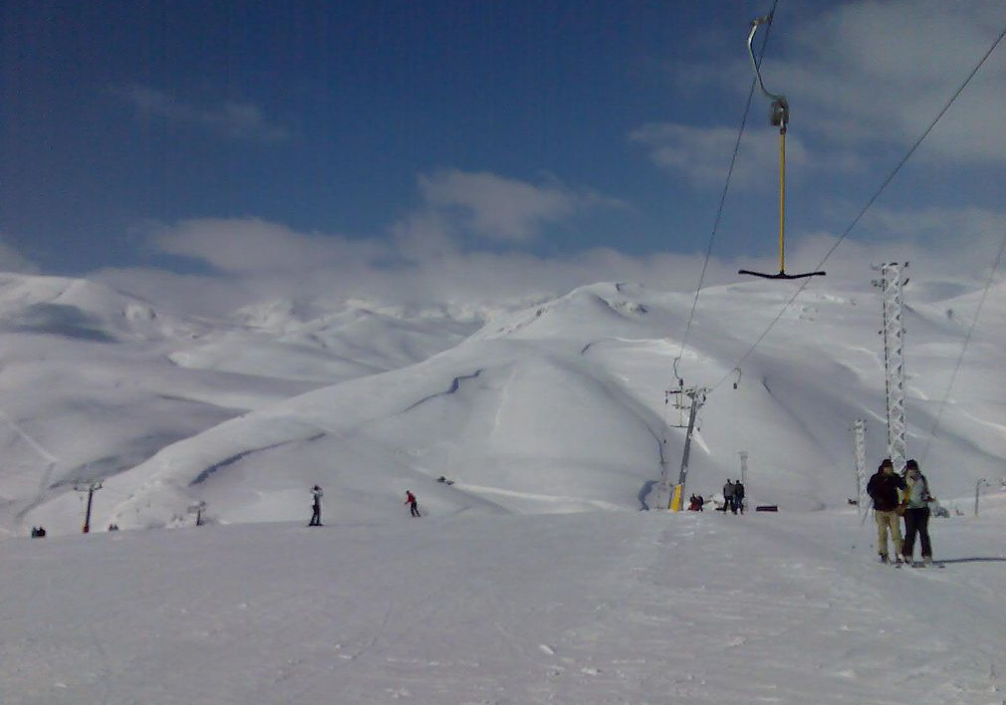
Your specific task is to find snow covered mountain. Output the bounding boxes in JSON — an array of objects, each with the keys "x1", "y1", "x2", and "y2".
[
  {"x1": 0, "y1": 273, "x2": 481, "y2": 536},
  {"x1": 173, "y1": 297, "x2": 483, "y2": 382},
  {"x1": 4, "y1": 270, "x2": 998, "y2": 535},
  {"x1": 0, "y1": 271, "x2": 1002, "y2": 535}
]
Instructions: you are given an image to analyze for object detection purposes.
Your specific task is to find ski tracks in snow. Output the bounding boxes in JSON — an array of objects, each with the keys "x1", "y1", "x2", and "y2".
[
  {"x1": 5, "y1": 513, "x2": 1005, "y2": 705},
  {"x1": 521, "y1": 513, "x2": 1004, "y2": 705}
]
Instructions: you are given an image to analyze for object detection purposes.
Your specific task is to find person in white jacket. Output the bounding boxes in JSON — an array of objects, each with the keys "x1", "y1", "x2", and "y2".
[{"x1": 900, "y1": 460, "x2": 935, "y2": 565}]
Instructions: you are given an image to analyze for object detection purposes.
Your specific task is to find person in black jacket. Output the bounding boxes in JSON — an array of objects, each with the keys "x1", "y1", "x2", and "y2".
[
  {"x1": 866, "y1": 459, "x2": 907, "y2": 563},
  {"x1": 309, "y1": 485, "x2": 323, "y2": 527}
]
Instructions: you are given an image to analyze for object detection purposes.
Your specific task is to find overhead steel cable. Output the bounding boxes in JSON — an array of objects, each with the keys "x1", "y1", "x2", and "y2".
[
  {"x1": 672, "y1": 0, "x2": 781, "y2": 374},
  {"x1": 710, "y1": 18, "x2": 1006, "y2": 392},
  {"x1": 918, "y1": 226, "x2": 1006, "y2": 465}
]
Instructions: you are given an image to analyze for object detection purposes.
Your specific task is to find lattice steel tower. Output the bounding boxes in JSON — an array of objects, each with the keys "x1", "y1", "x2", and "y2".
[
  {"x1": 872, "y1": 263, "x2": 908, "y2": 475},
  {"x1": 853, "y1": 418, "x2": 868, "y2": 514}
]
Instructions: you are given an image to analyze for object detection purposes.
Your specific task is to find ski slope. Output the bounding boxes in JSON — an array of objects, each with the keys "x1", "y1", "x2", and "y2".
[
  {"x1": 0, "y1": 273, "x2": 481, "y2": 536},
  {"x1": 2, "y1": 273, "x2": 1002, "y2": 534},
  {"x1": 86, "y1": 278, "x2": 1004, "y2": 533},
  {"x1": 3, "y1": 497, "x2": 1005, "y2": 704}
]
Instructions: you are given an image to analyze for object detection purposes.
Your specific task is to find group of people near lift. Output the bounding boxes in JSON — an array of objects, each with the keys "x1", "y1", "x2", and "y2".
[
  {"x1": 307, "y1": 485, "x2": 421, "y2": 527},
  {"x1": 687, "y1": 479, "x2": 746, "y2": 513},
  {"x1": 867, "y1": 458, "x2": 936, "y2": 565}
]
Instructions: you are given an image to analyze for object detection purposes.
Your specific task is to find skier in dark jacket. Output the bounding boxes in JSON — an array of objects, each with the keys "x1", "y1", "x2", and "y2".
[
  {"x1": 866, "y1": 459, "x2": 907, "y2": 563},
  {"x1": 404, "y1": 490, "x2": 421, "y2": 518},
  {"x1": 734, "y1": 481, "x2": 746, "y2": 514},
  {"x1": 309, "y1": 485, "x2": 323, "y2": 527},
  {"x1": 900, "y1": 459, "x2": 936, "y2": 565}
]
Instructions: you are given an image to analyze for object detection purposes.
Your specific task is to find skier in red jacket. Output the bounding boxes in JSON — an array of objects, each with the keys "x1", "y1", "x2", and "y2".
[{"x1": 404, "y1": 490, "x2": 421, "y2": 518}]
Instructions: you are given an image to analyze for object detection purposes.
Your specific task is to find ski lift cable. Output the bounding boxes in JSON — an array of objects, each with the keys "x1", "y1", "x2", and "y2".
[
  {"x1": 918, "y1": 225, "x2": 1006, "y2": 466},
  {"x1": 708, "y1": 18, "x2": 1006, "y2": 393},
  {"x1": 672, "y1": 0, "x2": 781, "y2": 380}
]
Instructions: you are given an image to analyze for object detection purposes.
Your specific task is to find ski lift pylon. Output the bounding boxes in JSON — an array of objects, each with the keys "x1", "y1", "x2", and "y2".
[
  {"x1": 738, "y1": 14, "x2": 825, "y2": 282},
  {"x1": 664, "y1": 357, "x2": 690, "y2": 428}
]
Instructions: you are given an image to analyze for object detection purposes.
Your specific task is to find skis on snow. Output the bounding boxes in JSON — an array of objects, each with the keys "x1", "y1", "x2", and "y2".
[{"x1": 884, "y1": 558, "x2": 945, "y2": 569}]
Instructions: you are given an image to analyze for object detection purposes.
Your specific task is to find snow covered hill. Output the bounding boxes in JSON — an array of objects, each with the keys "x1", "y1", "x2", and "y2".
[
  {"x1": 1, "y1": 271, "x2": 1002, "y2": 535},
  {"x1": 53, "y1": 276, "x2": 1002, "y2": 534},
  {"x1": 3, "y1": 497, "x2": 1006, "y2": 704},
  {"x1": 172, "y1": 298, "x2": 482, "y2": 382},
  {"x1": 0, "y1": 274, "x2": 483, "y2": 536}
]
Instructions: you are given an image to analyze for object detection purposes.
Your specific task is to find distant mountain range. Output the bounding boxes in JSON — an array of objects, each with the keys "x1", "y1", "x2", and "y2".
[{"x1": 0, "y1": 272, "x2": 1001, "y2": 535}]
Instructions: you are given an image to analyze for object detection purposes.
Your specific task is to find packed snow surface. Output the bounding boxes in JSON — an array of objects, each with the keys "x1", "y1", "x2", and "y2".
[{"x1": 3, "y1": 498, "x2": 1006, "y2": 704}]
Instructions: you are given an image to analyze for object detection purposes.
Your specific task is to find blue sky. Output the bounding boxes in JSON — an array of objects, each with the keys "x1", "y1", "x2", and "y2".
[{"x1": 2, "y1": 0, "x2": 1005, "y2": 308}]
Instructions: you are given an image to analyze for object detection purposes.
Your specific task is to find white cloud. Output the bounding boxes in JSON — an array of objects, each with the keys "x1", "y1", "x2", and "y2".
[
  {"x1": 92, "y1": 170, "x2": 635, "y2": 315},
  {"x1": 118, "y1": 86, "x2": 290, "y2": 142},
  {"x1": 417, "y1": 169, "x2": 623, "y2": 242},
  {"x1": 141, "y1": 168, "x2": 626, "y2": 279},
  {"x1": 93, "y1": 206, "x2": 1005, "y2": 321},
  {"x1": 96, "y1": 238, "x2": 738, "y2": 319},
  {"x1": 637, "y1": 0, "x2": 1006, "y2": 199},
  {"x1": 862, "y1": 205, "x2": 1006, "y2": 244},
  {"x1": 390, "y1": 210, "x2": 460, "y2": 261},
  {"x1": 777, "y1": 224, "x2": 1006, "y2": 290},
  {"x1": 149, "y1": 218, "x2": 386, "y2": 274},
  {"x1": 784, "y1": 0, "x2": 1006, "y2": 161},
  {"x1": 693, "y1": 1, "x2": 1006, "y2": 163},
  {"x1": 96, "y1": 206, "x2": 741, "y2": 317},
  {"x1": 88, "y1": 162, "x2": 1005, "y2": 320},
  {"x1": 629, "y1": 123, "x2": 811, "y2": 188}
]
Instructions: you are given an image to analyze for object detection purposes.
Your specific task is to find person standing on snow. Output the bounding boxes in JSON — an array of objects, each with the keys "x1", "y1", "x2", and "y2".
[
  {"x1": 309, "y1": 485, "x2": 324, "y2": 527},
  {"x1": 866, "y1": 459, "x2": 907, "y2": 563},
  {"x1": 723, "y1": 480, "x2": 736, "y2": 514},
  {"x1": 901, "y1": 459, "x2": 936, "y2": 565},
  {"x1": 404, "y1": 490, "x2": 421, "y2": 518},
  {"x1": 734, "y1": 480, "x2": 746, "y2": 514}
]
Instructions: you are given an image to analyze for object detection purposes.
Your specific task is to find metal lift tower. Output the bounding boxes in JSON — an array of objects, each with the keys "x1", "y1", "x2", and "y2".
[
  {"x1": 872, "y1": 263, "x2": 908, "y2": 475},
  {"x1": 669, "y1": 387, "x2": 707, "y2": 511},
  {"x1": 853, "y1": 418, "x2": 868, "y2": 515}
]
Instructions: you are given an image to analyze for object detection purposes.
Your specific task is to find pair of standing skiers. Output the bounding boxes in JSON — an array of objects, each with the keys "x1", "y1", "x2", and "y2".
[
  {"x1": 867, "y1": 458, "x2": 935, "y2": 565},
  {"x1": 722, "y1": 479, "x2": 745, "y2": 514}
]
